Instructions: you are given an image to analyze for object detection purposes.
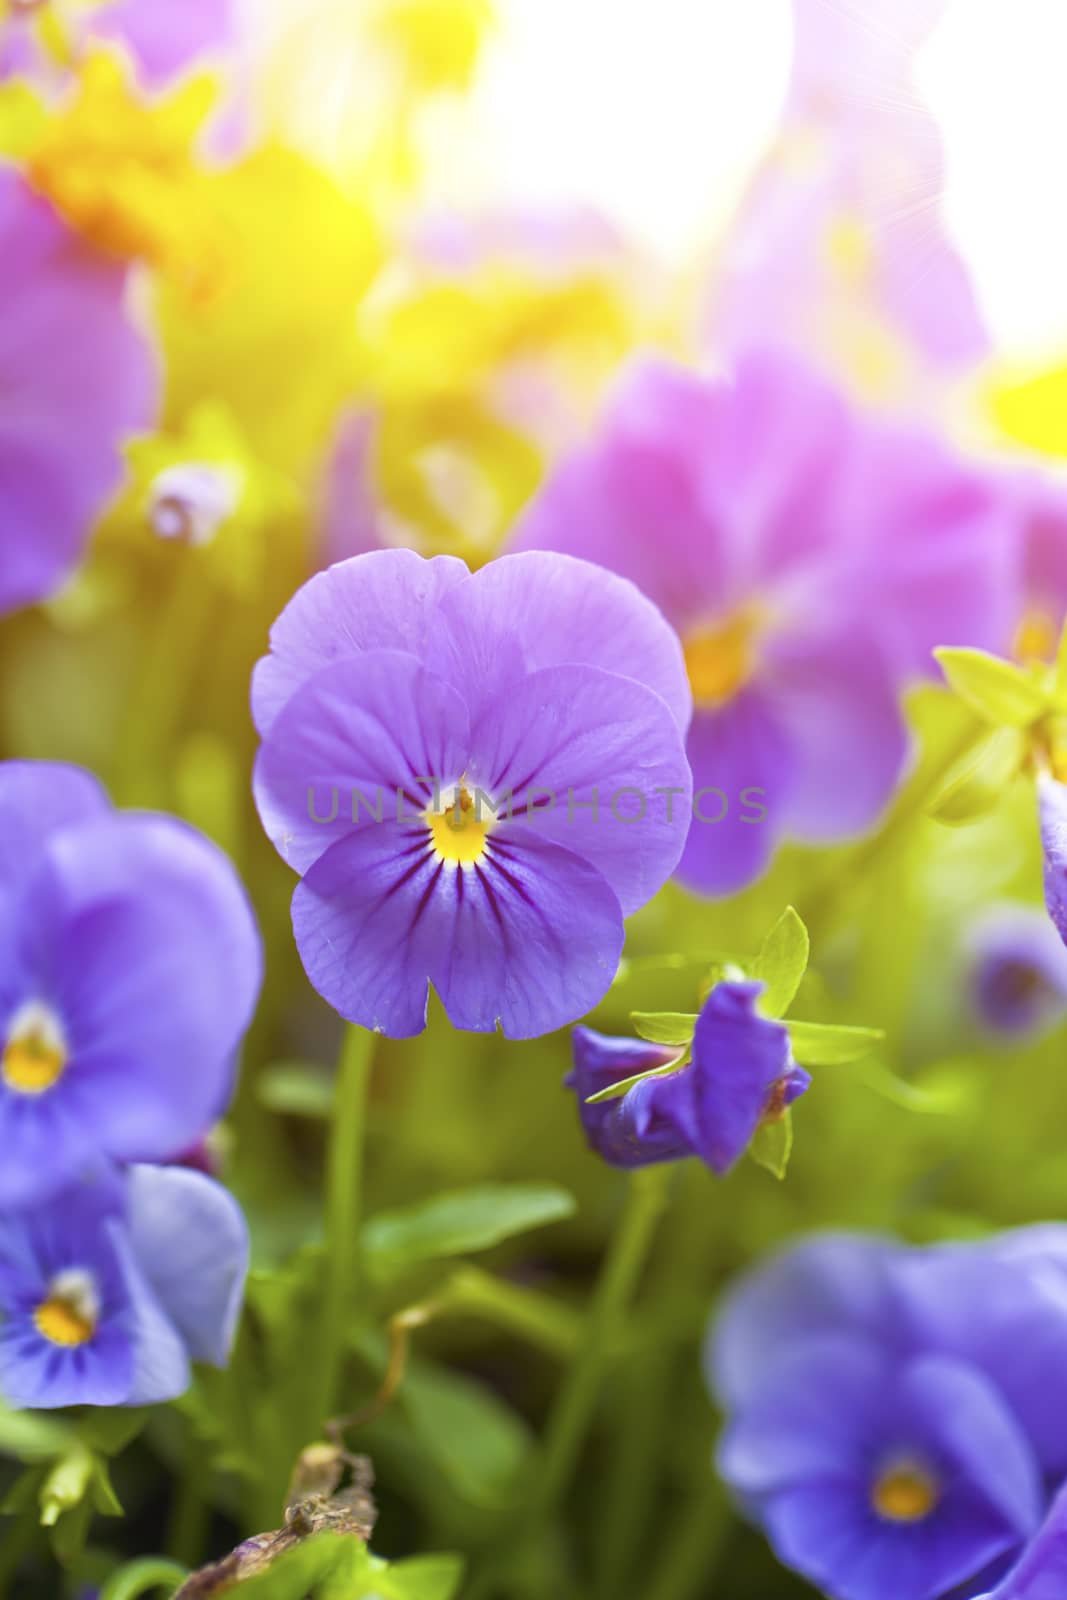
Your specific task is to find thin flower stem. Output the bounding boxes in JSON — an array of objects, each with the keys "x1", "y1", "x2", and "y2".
[
  {"x1": 534, "y1": 1166, "x2": 671, "y2": 1519},
  {"x1": 642, "y1": 1477, "x2": 731, "y2": 1600},
  {"x1": 317, "y1": 1023, "x2": 374, "y2": 1430}
]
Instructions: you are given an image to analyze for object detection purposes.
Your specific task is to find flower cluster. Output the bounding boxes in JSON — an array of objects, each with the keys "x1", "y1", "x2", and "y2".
[{"x1": 0, "y1": 761, "x2": 260, "y2": 1407}]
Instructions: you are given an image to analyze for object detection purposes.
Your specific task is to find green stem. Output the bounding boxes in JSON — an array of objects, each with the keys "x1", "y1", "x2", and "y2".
[
  {"x1": 534, "y1": 1167, "x2": 670, "y2": 1518},
  {"x1": 643, "y1": 1478, "x2": 731, "y2": 1600},
  {"x1": 316, "y1": 1023, "x2": 374, "y2": 1429},
  {"x1": 98, "y1": 1559, "x2": 189, "y2": 1600}
]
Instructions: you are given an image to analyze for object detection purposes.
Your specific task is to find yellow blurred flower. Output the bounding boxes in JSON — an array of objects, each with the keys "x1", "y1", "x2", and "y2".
[
  {"x1": 21, "y1": 50, "x2": 220, "y2": 291},
  {"x1": 348, "y1": 260, "x2": 634, "y2": 559},
  {"x1": 991, "y1": 361, "x2": 1067, "y2": 459},
  {"x1": 156, "y1": 146, "x2": 381, "y2": 477}
]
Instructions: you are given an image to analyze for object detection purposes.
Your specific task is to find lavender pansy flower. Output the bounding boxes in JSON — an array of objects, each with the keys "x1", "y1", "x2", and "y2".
[
  {"x1": 252, "y1": 548, "x2": 692, "y2": 1038},
  {"x1": 710, "y1": 1229, "x2": 1067, "y2": 1600},
  {"x1": 0, "y1": 761, "x2": 262, "y2": 1208},
  {"x1": 0, "y1": 169, "x2": 157, "y2": 617},
  {"x1": 966, "y1": 904, "x2": 1067, "y2": 1040},
  {"x1": 0, "y1": 1163, "x2": 248, "y2": 1410},
  {"x1": 567, "y1": 981, "x2": 808, "y2": 1175},
  {"x1": 513, "y1": 352, "x2": 1011, "y2": 894}
]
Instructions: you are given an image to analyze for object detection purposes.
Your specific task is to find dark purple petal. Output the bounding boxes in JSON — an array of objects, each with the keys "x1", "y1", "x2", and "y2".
[
  {"x1": 425, "y1": 549, "x2": 692, "y2": 734},
  {"x1": 251, "y1": 549, "x2": 469, "y2": 736},
  {"x1": 293, "y1": 822, "x2": 624, "y2": 1039},
  {"x1": 254, "y1": 650, "x2": 471, "y2": 872},
  {"x1": 468, "y1": 663, "x2": 692, "y2": 914},
  {"x1": 657, "y1": 980, "x2": 795, "y2": 1174},
  {"x1": 566, "y1": 1028, "x2": 687, "y2": 1168}
]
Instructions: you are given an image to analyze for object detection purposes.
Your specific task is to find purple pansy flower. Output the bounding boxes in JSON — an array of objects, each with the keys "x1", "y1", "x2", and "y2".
[
  {"x1": 708, "y1": 0, "x2": 985, "y2": 405},
  {"x1": 567, "y1": 981, "x2": 808, "y2": 1175},
  {"x1": 709, "y1": 1230, "x2": 1067, "y2": 1600},
  {"x1": 0, "y1": 0, "x2": 236, "y2": 91},
  {"x1": 513, "y1": 351, "x2": 1011, "y2": 894},
  {"x1": 0, "y1": 761, "x2": 262, "y2": 1208},
  {"x1": 0, "y1": 1163, "x2": 247, "y2": 1409},
  {"x1": 0, "y1": 169, "x2": 157, "y2": 617},
  {"x1": 252, "y1": 548, "x2": 692, "y2": 1038},
  {"x1": 966, "y1": 904, "x2": 1067, "y2": 1040}
]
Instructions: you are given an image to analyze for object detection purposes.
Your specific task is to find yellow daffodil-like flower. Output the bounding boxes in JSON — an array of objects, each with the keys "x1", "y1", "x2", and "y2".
[
  {"x1": 354, "y1": 264, "x2": 633, "y2": 559},
  {"x1": 24, "y1": 50, "x2": 220, "y2": 291},
  {"x1": 155, "y1": 147, "x2": 381, "y2": 476}
]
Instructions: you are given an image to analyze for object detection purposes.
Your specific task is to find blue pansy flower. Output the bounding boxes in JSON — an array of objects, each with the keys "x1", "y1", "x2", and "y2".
[
  {"x1": 0, "y1": 1164, "x2": 248, "y2": 1409},
  {"x1": 708, "y1": 1230, "x2": 1067, "y2": 1600},
  {"x1": 252, "y1": 548, "x2": 692, "y2": 1039},
  {"x1": 567, "y1": 981, "x2": 810, "y2": 1174},
  {"x1": 982, "y1": 1480, "x2": 1067, "y2": 1598},
  {"x1": 0, "y1": 762, "x2": 263, "y2": 1208}
]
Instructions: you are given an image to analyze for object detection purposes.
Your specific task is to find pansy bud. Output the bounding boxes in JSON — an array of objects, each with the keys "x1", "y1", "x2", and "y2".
[{"x1": 149, "y1": 463, "x2": 240, "y2": 547}]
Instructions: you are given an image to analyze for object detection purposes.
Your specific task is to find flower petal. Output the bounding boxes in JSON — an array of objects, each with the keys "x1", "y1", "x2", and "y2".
[
  {"x1": 292, "y1": 821, "x2": 624, "y2": 1038},
  {"x1": 426, "y1": 549, "x2": 692, "y2": 734},
  {"x1": 468, "y1": 663, "x2": 692, "y2": 914},
  {"x1": 125, "y1": 1164, "x2": 248, "y2": 1367},
  {"x1": 251, "y1": 548, "x2": 468, "y2": 736}
]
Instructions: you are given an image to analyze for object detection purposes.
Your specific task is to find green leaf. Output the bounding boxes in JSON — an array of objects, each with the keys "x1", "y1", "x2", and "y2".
[
  {"x1": 788, "y1": 1020, "x2": 885, "y2": 1065},
  {"x1": 935, "y1": 646, "x2": 1048, "y2": 726},
  {"x1": 257, "y1": 1061, "x2": 336, "y2": 1119},
  {"x1": 199, "y1": 1533, "x2": 360, "y2": 1598},
  {"x1": 751, "y1": 907, "x2": 810, "y2": 1018},
  {"x1": 0, "y1": 1399, "x2": 71, "y2": 1463},
  {"x1": 630, "y1": 1011, "x2": 698, "y2": 1046},
  {"x1": 749, "y1": 1114, "x2": 793, "y2": 1180},
  {"x1": 385, "y1": 1553, "x2": 465, "y2": 1600},
  {"x1": 926, "y1": 726, "x2": 1027, "y2": 825},
  {"x1": 399, "y1": 1361, "x2": 532, "y2": 1509},
  {"x1": 583, "y1": 1057, "x2": 685, "y2": 1105},
  {"x1": 89, "y1": 1457, "x2": 124, "y2": 1517},
  {"x1": 364, "y1": 1184, "x2": 576, "y2": 1278}
]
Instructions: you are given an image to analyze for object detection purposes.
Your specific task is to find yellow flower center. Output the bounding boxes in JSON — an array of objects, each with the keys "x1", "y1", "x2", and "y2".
[
  {"x1": 34, "y1": 1271, "x2": 99, "y2": 1348},
  {"x1": 683, "y1": 610, "x2": 761, "y2": 707},
  {"x1": 426, "y1": 784, "x2": 493, "y2": 866},
  {"x1": 871, "y1": 1462, "x2": 940, "y2": 1524},
  {"x1": 2, "y1": 1004, "x2": 68, "y2": 1095},
  {"x1": 1014, "y1": 607, "x2": 1058, "y2": 665},
  {"x1": 825, "y1": 217, "x2": 873, "y2": 285}
]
